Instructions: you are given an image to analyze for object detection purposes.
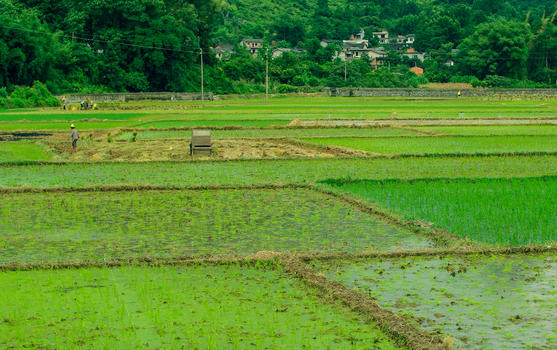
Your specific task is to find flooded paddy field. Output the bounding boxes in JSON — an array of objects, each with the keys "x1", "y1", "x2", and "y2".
[{"x1": 314, "y1": 253, "x2": 557, "y2": 350}]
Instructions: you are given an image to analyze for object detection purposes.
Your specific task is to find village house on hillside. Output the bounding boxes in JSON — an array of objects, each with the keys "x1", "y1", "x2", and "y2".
[
  {"x1": 213, "y1": 29, "x2": 424, "y2": 72},
  {"x1": 272, "y1": 48, "x2": 307, "y2": 58},
  {"x1": 331, "y1": 29, "x2": 387, "y2": 68},
  {"x1": 371, "y1": 30, "x2": 415, "y2": 49},
  {"x1": 402, "y1": 47, "x2": 426, "y2": 62},
  {"x1": 372, "y1": 30, "x2": 389, "y2": 44},
  {"x1": 213, "y1": 44, "x2": 233, "y2": 60},
  {"x1": 240, "y1": 38, "x2": 263, "y2": 56}
]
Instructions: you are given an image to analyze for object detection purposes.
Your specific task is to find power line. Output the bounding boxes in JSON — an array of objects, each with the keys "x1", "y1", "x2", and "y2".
[
  {"x1": 0, "y1": 23, "x2": 200, "y2": 54},
  {"x1": 0, "y1": 23, "x2": 554, "y2": 61}
]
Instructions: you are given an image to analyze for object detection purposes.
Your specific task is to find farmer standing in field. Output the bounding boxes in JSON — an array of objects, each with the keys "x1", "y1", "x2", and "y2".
[{"x1": 70, "y1": 124, "x2": 79, "y2": 150}]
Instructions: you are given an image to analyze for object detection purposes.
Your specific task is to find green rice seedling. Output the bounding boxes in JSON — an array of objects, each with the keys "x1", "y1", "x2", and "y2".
[
  {"x1": 0, "y1": 188, "x2": 432, "y2": 263},
  {"x1": 0, "y1": 155, "x2": 555, "y2": 187},
  {"x1": 115, "y1": 127, "x2": 420, "y2": 141},
  {"x1": 314, "y1": 253, "x2": 557, "y2": 350},
  {"x1": 0, "y1": 142, "x2": 52, "y2": 162},
  {"x1": 413, "y1": 125, "x2": 557, "y2": 136},
  {"x1": 322, "y1": 177, "x2": 557, "y2": 245},
  {"x1": 299, "y1": 136, "x2": 557, "y2": 156},
  {"x1": 0, "y1": 265, "x2": 401, "y2": 349}
]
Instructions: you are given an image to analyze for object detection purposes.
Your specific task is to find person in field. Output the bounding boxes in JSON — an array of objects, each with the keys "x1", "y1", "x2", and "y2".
[{"x1": 70, "y1": 124, "x2": 79, "y2": 150}]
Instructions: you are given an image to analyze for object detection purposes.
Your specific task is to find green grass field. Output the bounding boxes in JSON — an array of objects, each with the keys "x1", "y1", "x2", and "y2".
[
  {"x1": 0, "y1": 265, "x2": 400, "y2": 349},
  {"x1": 0, "y1": 142, "x2": 52, "y2": 161},
  {"x1": 300, "y1": 135, "x2": 557, "y2": 155},
  {"x1": 322, "y1": 177, "x2": 557, "y2": 245}
]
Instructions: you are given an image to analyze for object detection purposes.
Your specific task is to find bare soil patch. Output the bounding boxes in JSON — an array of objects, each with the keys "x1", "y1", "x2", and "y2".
[{"x1": 45, "y1": 138, "x2": 354, "y2": 161}]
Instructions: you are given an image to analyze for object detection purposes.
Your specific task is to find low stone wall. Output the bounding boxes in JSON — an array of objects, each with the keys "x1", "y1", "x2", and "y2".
[
  {"x1": 60, "y1": 92, "x2": 213, "y2": 103},
  {"x1": 326, "y1": 88, "x2": 557, "y2": 97}
]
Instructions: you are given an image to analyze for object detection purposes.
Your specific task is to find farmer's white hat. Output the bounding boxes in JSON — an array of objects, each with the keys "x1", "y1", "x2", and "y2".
[{"x1": 70, "y1": 124, "x2": 75, "y2": 128}]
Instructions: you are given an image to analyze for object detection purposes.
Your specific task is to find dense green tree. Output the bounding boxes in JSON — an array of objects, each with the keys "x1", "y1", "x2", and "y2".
[
  {"x1": 1, "y1": 0, "x2": 556, "y2": 93},
  {"x1": 458, "y1": 20, "x2": 529, "y2": 79},
  {"x1": 527, "y1": 19, "x2": 557, "y2": 83}
]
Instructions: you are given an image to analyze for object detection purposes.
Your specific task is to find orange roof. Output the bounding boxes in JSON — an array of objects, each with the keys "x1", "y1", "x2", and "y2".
[
  {"x1": 406, "y1": 48, "x2": 416, "y2": 53},
  {"x1": 410, "y1": 66, "x2": 424, "y2": 76}
]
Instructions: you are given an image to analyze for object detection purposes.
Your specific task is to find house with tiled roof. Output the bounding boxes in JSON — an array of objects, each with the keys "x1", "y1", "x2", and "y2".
[{"x1": 240, "y1": 39, "x2": 263, "y2": 56}]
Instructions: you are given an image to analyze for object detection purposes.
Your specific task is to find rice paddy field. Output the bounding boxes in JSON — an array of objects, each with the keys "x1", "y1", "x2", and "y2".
[
  {"x1": 300, "y1": 135, "x2": 557, "y2": 156},
  {"x1": 1, "y1": 94, "x2": 556, "y2": 349}
]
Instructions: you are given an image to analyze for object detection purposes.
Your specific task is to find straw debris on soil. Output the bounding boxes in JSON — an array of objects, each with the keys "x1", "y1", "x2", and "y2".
[{"x1": 44, "y1": 138, "x2": 357, "y2": 161}]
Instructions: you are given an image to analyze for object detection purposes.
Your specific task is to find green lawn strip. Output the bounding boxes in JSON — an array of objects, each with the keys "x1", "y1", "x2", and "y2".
[
  {"x1": 321, "y1": 177, "x2": 557, "y2": 246},
  {"x1": 0, "y1": 142, "x2": 52, "y2": 162},
  {"x1": 0, "y1": 188, "x2": 431, "y2": 264},
  {"x1": 413, "y1": 125, "x2": 557, "y2": 136},
  {"x1": 0, "y1": 112, "x2": 162, "y2": 122},
  {"x1": 134, "y1": 119, "x2": 292, "y2": 128},
  {"x1": 115, "y1": 127, "x2": 420, "y2": 140},
  {"x1": 0, "y1": 155, "x2": 555, "y2": 188},
  {"x1": 0, "y1": 121, "x2": 137, "y2": 131},
  {"x1": 0, "y1": 264, "x2": 401, "y2": 349},
  {"x1": 299, "y1": 136, "x2": 557, "y2": 155},
  {"x1": 314, "y1": 253, "x2": 557, "y2": 350}
]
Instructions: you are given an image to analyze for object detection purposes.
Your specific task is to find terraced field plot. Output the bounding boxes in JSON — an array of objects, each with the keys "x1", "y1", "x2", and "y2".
[
  {"x1": 0, "y1": 188, "x2": 432, "y2": 263},
  {"x1": 0, "y1": 142, "x2": 52, "y2": 161},
  {"x1": 0, "y1": 121, "x2": 136, "y2": 130},
  {"x1": 0, "y1": 112, "x2": 156, "y2": 121},
  {"x1": 322, "y1": 177, "x2": 557, "y2": 245},
  {"x1": 414, "y1": 125, "x2": 557, "y2": 136},
  {"x1": 135, "y1": 119, "x2": 291, "y2": 128},
  {"x1": 0, "y1": 265, "x2": 400, "y2": 349},
  {"x1": 1, "y1": 155, "x2": 554, "y2": 186},
  {"x1": 116, "y1": 127, "x2": 421, "y2": 140},
  {"x1": 1, "y1": 95, "x2": 556, "y2": 350},
  {"x1": 300, "y1": 135, "x2": 557, "y2": 155},
  {"x1": 315, "y1": 254, "x2": 557, "y2": 350}
]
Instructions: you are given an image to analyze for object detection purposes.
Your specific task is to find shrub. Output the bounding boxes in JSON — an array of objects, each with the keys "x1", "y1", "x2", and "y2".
[{"x1": 0, "y1": 81, "x2": 60, "y2": 108}]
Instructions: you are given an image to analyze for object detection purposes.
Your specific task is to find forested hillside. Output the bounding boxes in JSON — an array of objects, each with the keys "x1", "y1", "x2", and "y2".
[{"x1": 0, "y1": 0, "x2": 555, "y2": 95}]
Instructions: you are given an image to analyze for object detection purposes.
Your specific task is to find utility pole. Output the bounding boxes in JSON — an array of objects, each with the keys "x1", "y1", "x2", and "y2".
[
  {"x1": 344, "y1": 58, "x2": 347, "y2": 81},
  {"x1": 200, "y1": 48, "x2": 204, "y2": 107},
  {"x1": 265, "y1": 50, "x2": 269, "y2": 104}
]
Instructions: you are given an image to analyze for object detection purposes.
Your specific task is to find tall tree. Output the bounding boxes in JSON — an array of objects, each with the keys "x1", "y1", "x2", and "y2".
[{"x1": 458, "y1": 20, "x2": 529, "y2": 79}]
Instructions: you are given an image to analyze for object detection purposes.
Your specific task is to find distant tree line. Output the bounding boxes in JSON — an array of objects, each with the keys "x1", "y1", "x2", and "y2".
[{"x1": 0, "y1": 0, "x2": 555, "y2": 95}]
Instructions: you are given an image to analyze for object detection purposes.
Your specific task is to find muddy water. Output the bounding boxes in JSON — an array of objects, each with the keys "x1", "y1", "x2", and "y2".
[
  {"x1": 0, "y1": 132, "x2": 52, "y2": 141},
  {"x1": 319, "y1": 254, "x2": 557, "y2": 350}
]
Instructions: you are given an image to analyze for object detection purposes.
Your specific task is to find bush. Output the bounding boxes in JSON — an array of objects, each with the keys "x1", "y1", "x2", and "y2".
[
  {"x1": 481, "y1": 75, "x2": 552, "y2": 88},
  {"x1": 449, "y1": 75, "x2": 476, "y2": 84},
  {"x1": 276, "y1": 84, "x2": 300, "y2": 93},
  {"x1": 0, "y1": 81, "x2": 60, "y2": 109},
  {"x1": 307, "y1": 76, "x2": 320, "y2": 87}
]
